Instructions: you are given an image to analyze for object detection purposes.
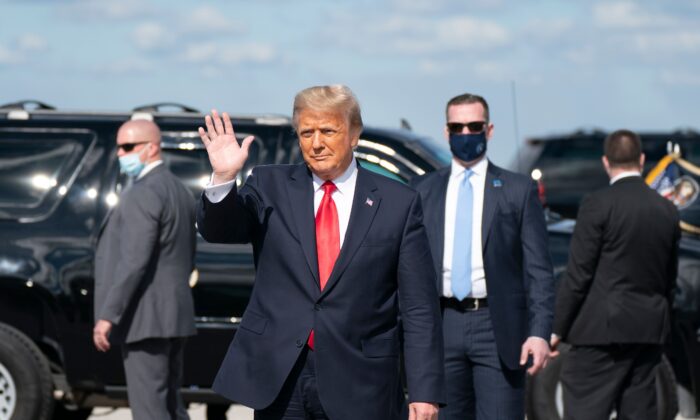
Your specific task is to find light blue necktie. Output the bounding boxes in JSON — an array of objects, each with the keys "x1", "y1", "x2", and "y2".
[{"x1": 451, "y1": 169, "x2": 473, "y2": 301}]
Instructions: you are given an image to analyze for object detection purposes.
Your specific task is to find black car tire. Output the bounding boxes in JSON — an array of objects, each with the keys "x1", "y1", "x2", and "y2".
[
  {"x1": 526, "y1": 345, "x2": 679, "y2": 420},
  {"x1": 52, "y1": 404, "x2": 92, "y2": 420},
  {"x1": 0, "y1": 322, "x2": 54, "y2": 420}
]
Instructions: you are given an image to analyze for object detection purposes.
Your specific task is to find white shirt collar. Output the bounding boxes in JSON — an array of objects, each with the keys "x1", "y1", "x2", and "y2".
[
  {"x1": 138, "y1": 160, "x2": 163, "y2": 180},
  {"x1": 312, "y1": 158, "x2": 358, "y2": 195},
  {"x1": 610, "y1": 171, "x2": 641, "y2": 185},
  {"x1": 450, "y1": 155, "x2": 488, "y2": 179}
]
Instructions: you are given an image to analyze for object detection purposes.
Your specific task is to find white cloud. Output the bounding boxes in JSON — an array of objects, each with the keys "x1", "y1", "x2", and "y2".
[
  {"x1": 660, "y1": 69, "x2": 700, "y2": 87},
  {"x1": 473, "y1": 60, "x2": 512, "y2": 82},
  {"x1": 564, "y1": 45, "x2": 597, "y2": 64},
  {"x1": 593, "y1": 1, "x2": 676, "y2": 29},
  {"x1": 418, "y1": 60, "x2": 440, "y2": 74},
  {"x1": 417, "y1": 59, "x2": 454, "y2": 75},
  {"x1": 179, "y1": 42, "x2": 277, "y2": 65},
  {"x1": 217, "y1": 43, "x2": 277, "y2": 64},
  {"x1": 16, "y1": 33, "x2": 49, "y2": 52},
  {"x1": 94, "y1": 57, "x2": 155, "y2": 75},
  {"x1": 524, "y1": 18, "x2": 575, "y2": 41},
  {"x1": 58, "y1": 0, "x2": 152, "y2": 21},
  {"x1": 0, "y1": 34, "x2": 48, "y2": 66},
  {"x1": 131, "y1": 22, "x2": 173, "y2": 51},
  {"x1": 325, "y1": 14, "x2": 509, "y2": 55},
  {"x1": 390, "y1": 0, "x2": 503, "y2": 13},
  {"x1": 633, "y1": 31, "x2": 700, "y2": 55},
  {"x1": 179, "y1": 43, "x2": 217, "y2": 63},
  {"x1": 434, "y1": 17, "x2": 509, "y2": 49},
  {"x1": 181, "y1": 6, "x2": 245, "y2": 35},
  {"x1": 127, "y1": 7, "x2": 245, "y2": 53},
  {"x1": 201, "y1": 66, "x2": 224, "y2": 79},
  {"x1": 0, "y1": 45, "x2": 22, "y2": 65}
]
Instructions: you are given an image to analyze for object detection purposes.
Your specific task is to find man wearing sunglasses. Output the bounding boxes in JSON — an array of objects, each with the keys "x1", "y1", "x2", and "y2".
[
  {"x1": 93, "y1": 119, "x2": 197, "y2": 419},
  {"x1": 411, "y1": 93, "x2": 555, "y2": 419}
]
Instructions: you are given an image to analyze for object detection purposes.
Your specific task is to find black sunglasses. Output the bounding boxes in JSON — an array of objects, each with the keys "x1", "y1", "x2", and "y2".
[
  {"x1": 117, "y1": 141, "x2": 149, "y2": 152},
  {"x1": 446, "y1": 121, "x2": 487, "y2": 134}
]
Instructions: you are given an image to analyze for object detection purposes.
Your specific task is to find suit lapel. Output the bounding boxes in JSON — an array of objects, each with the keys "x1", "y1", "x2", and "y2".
[
  {"x1": 481, "y1": 162, "x2": 502, "y2": 249},
  {"x1": 320, "y1": 167, "x2": 380, "y2": 299},
  {"x1": 286, "y1": 164, "x2": 320, "y2": 287}
]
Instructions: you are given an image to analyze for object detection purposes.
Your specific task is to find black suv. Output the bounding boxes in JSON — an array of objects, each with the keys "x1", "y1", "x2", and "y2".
[
  {"x1": 513, "y1": 128, "x2": 700, "y2": 218},
  {"x1": 1, "y1": 104, "x2": 698, "y2": 420},
  {"x1": 0, "y1": 101, "x2": 449, "y2": 420}
]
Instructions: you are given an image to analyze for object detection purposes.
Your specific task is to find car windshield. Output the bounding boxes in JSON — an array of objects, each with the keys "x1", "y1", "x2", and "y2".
[{"x1": 358, "y1": 127, "x2": 449, "y2": 176}]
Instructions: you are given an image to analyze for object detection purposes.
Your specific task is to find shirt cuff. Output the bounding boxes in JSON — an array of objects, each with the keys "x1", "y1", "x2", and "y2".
[
  {"x1": 204, "y1": 174, "x2": 236, "y2": 204},
  {"x1": 528, "y1": 336, "x2": 550, "y2": 345}
]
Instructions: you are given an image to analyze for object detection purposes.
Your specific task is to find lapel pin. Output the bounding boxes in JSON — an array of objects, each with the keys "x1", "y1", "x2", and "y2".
[
  {"x1": 365, "y1": 197, "x2": 374, "y2": 207},
  {"x1": 493, "y1": 179, "x2": 503, "y2": 188}
]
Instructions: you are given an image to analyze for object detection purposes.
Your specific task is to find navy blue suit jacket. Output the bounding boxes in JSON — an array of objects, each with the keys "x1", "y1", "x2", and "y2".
[
  {"x1": 197, "y1": 163, "x2": 445, "y2": 420},
  {"x1": 411, "y1": 162, "x2": 554, "y2": 370}
]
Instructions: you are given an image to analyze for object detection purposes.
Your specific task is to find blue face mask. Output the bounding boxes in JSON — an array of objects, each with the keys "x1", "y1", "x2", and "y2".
[
  {"x1": 449, "y1": 132, "x2": 487, "y2": 162},
  {"x1": 119, "y1": 152, "x2": 146, "y2": 177}
]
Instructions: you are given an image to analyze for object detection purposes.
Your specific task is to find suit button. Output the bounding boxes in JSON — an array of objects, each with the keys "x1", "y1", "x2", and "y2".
[{"x1": 296, "y1": 339, "x2": 303, "y2": 347}]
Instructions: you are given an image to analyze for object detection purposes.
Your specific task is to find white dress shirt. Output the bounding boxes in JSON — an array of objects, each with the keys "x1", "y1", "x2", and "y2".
[
  {"x1": 610, "y1": 171, "x2": 641, "y2": 185},
  {"x1": 442, "y1": 157, "x2": 488, "y2": 299},
  {"x1": 204, "y1": 160, "x2": 358, "y2": 248},
  {"x1": 137, "y1": 160, "x2": 163, "y2": 180}
]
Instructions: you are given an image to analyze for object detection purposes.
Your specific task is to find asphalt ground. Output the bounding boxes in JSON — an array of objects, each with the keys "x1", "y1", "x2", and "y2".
[
  {"x1": 88, "y1": 404, "x2": 253, "y2": 419},
  {"x1": 86, "y1": 405, "x2": 692, "y2": 420}
]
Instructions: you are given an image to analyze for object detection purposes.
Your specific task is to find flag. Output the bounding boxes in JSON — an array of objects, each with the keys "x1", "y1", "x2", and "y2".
[
  {"x1": 646, "y1": 155, "x2": 682, "y2": 201},
  {"x1": 646, "y1": 147, "x2": 700, "y2": 233}
]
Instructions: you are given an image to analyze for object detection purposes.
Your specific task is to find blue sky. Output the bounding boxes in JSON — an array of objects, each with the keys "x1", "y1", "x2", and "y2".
[{"x1": 1, "y1": 0, "x2": 699, "y2": 167}]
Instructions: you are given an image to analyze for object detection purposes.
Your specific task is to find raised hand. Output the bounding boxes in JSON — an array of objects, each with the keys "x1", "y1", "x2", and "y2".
[{"x1": 198, "y1": 109, "x2": 255, "y2": 185}]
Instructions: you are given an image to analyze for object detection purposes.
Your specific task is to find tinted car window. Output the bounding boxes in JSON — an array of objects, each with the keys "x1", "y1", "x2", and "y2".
[
  {"x1": 160, "y1": 130, "x2": 267, "y2": 199},
  {"x1": 0, "y1": 129, "x2": 95, "y2": 220}
]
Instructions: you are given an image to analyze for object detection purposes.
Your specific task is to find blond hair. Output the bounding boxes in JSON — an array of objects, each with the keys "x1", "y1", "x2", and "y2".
[{"x1": 292, "y1": 85, "x2": 363, "y2": 133}]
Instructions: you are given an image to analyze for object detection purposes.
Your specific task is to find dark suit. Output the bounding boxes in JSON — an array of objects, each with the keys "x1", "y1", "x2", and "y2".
[
  {"x1": 95, "y1": 164, "x2": 196, "y2": 419},
  {"x1": 197, "y1": 163, "x2": 445, "y2": 420},
  {"x1": 412, "y1": 162, "x2": 555, "y2": 419},
  {"x1": 554, "y1": 176, "x2": 681, "y2": 420}
]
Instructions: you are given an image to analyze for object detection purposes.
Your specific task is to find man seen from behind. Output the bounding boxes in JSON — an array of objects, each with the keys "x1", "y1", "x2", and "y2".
[{"x1": 551, "y1": 129, "x2": 681, "y2": 420}]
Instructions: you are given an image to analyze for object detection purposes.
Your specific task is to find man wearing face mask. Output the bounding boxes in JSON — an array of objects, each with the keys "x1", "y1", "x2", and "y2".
[
  {"x1": 411, "y1": 93, "x2": 555, "y2": 419},
  {"x1": 93, "y1": 119, "x2": 196, "y2": 420}
]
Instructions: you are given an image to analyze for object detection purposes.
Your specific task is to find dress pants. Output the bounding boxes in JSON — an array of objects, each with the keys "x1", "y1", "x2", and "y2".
[
  {"x1": 561, "y1": 344, "x2": 661, "y2": 420},
  {"x1": 255, "y1": 346, "x2": 329, "y2": 420},
  {"x1": 440, "y1": 305, "x2": 525, "y2": 420},
  {"x1": 121, "y1": 337, "x2": 189, "y2": 420}
]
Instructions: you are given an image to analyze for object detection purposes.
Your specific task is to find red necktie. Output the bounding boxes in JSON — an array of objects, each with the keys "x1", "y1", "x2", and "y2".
[{"x1": 308, "y1": 181, "x2": 340, "y2": 349}]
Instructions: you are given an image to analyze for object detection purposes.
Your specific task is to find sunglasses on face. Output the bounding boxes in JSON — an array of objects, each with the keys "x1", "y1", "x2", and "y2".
[
  {"x1": 446, "y1": 121, "x2": 487, "y2": 134},
  {"x1": 117, "y1": 141, "x2": 149, "y2": 152}
]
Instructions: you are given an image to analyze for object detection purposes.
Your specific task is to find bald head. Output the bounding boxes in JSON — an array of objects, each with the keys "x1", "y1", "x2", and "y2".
[
  {"x1": 118, "y1": 120, "x2": 161, "y2": 144},
  {"x1": 116, "y1": 119, "x2": 162, "y2": 162}
]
